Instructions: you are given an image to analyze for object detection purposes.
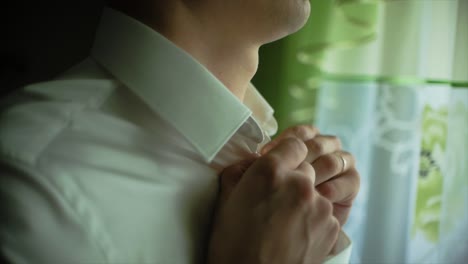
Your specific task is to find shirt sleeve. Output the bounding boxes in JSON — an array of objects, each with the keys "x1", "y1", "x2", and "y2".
[
  {"x1": 0, "y1": 159, "x2": 106, "y2": 264},
  {"x1": 323, "y1": 232, "x2": 353, "y2": 264}
]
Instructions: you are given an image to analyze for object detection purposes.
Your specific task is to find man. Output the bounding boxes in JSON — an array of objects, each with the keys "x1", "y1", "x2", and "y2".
[{"x1": 0, "y1": 0, "x2": 360, "y2": 263}]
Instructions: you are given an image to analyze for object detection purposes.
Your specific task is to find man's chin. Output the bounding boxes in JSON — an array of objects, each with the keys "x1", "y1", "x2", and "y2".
[
  {"x1": 288, "y1": 0, "x2": 311, "y2": 35},
  {"x1": 269, "y1": 10, "x2": 311, "y2": 43},
  {"x1": 297, "y1": 0, "x2": 312, "y2": 31}
]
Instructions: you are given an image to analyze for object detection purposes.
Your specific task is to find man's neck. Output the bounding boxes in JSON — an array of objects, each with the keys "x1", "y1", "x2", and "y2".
[
  {"x1": 176, "y1": 39, "x2": 259, "y2": 102},
  {"x1": 162, "y1": 7, "x2": 260, "y2": 102},
  {"x1": 111, "y1": 2, "x2": 260, "y2": 102}
]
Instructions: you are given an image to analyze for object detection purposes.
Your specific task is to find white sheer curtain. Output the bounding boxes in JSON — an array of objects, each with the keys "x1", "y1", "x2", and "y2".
[{"x1": 314, "y1": 1, "x2": 467, "y2": 263}]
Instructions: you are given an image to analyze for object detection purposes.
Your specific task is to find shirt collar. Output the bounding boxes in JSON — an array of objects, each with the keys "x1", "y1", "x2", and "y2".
[
  {"x1": 91, "y1": 7, "x2": 253, "y2": 162},
  {"x1": 244, "y1": 84, "x2": 278, "y2": 138}
]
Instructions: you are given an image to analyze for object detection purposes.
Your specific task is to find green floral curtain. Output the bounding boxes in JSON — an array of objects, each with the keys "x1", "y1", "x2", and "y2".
[{"x1": 253, "y1": 0, "x2": 467, "y2": 263}]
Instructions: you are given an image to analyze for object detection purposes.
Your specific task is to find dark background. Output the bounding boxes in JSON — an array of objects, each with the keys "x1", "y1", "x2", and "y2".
[
  {"x1": 1, "y1": 1, "x2": 105, "y2": 98},
  {"x1": 1, "y1": 1, "x2": 283, "y2": 106}
]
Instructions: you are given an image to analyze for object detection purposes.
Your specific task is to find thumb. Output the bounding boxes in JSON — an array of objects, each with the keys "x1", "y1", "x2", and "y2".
[{"x1": 218, "y1": 158, "x2": 256, "y2": 205}]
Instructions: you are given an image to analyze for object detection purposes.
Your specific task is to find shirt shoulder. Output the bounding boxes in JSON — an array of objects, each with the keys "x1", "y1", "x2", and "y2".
[{"x1": 0, "y1": 64, "x2": 118, "y2": 165}]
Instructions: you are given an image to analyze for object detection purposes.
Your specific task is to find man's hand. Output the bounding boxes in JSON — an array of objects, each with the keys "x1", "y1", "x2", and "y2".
[
  {"x1": 261, "y1": 125, "x2": 360, "y2": 226},
  {"x1": 208, "y1": 138, "x2": 340, "y2": 264}
]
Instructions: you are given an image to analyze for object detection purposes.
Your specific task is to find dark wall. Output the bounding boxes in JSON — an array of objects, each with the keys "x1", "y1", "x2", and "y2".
[{"x1": 1, "y1": 1, "x2": 105, "y2": 97}]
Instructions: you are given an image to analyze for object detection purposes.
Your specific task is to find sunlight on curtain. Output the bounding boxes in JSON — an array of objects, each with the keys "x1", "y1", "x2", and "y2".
[{"x1": 254, "y1": 0, "x2": 467, "y2": 263}]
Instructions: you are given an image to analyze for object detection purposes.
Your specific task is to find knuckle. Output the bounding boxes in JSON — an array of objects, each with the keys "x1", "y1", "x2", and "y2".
[
  {"x1": 302, "y1": 162, "x2": 316, "y2": 179},
  {"x1": 307, "y1": 139, "x2": 325, "y2": 156},
  {"x1": 321, "y1": 154, "x2": 340, "y2": 172},
  {"x1": 284, "y1": 137, "x2": 308, "y2": 155},
  {"x1": 330, "y1": 135, "x2": 342, "y2": 148},
  {"x1": 329, "y1": 217, "x2": 340, "y2": 235},
  {"x1": 290, "y1": 125, "x2": 313, "y2": 139}
]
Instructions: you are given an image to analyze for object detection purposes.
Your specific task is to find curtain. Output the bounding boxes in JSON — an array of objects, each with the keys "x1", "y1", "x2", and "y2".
[{"x1": 253, "y1": 0, "x2": 467, "y2": 263}]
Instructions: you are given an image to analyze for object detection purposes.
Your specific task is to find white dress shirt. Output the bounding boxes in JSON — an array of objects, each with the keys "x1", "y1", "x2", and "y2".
[{"x1": 0, "y1": 8, "x2": 351, "y2": 264}]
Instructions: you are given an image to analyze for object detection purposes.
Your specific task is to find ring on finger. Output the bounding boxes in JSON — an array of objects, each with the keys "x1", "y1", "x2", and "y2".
[{"x1": 339, "y1": 154, "x2": 347, "y2": 173}]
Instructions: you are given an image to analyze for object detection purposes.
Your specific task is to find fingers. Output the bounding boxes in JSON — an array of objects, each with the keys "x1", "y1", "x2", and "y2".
[
  {"x1": 261, "y1": 125, "x2": 319, "y2": 155},
  {"x1": 240, "y1": 137, "x2": 309, "y2": 199},
  {"x1": 283, "y1": 162, "x2": 316, "y2": 205},
  {"x1": 296, "y1": 161, "x2": 316, "y2": 186},
  {"x1": 268, "y1": 179, "x2": 340, "y2": 263},
  {"x1": 316, "y1": 168, "x2": 360, "y2": 225},
  {"x1": 316, "y1": 168, "x2": 360, "y2": 204},
  {"x1": 260, "y1": 137, "x2": 308, "y2": 172},
  {"x1": 312, "y1": 151, "x2": 355, "y2": 185},
  {"x1": 304, "y1": 135, "x2": 342, "y2": 163},
  {"x1": 261, "y1": 132, "x2": 343, "y2": 181}
]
